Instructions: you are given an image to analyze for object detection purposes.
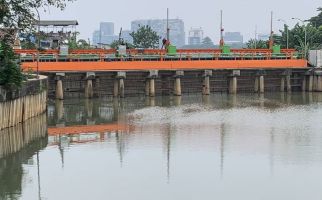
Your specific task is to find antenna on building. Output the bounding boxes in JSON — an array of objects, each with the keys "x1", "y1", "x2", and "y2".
[{"x1": 219, "y1": 10, "x2": 224, "y2": 47}]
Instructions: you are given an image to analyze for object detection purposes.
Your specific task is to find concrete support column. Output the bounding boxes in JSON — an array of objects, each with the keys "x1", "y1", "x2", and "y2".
[
  {"x1": 119, "y1": 78, "x2": 125, "y2": 98},
  {"x1": 317, "y1": 76, "x2": 322, "y2": 92},
  {"x1": 148, "y1": 70, "x2": 158, "y2": 97},
  {"x1": 203, "y1": 70, "x2": 212, "y2": 95},
  {"x1": 281, "y1": 70, "x2": 292, "y2": 93},
  {"x1": 145, "y1": 80, "x2": 150, "y2": 96},
  {"x1": 286, "y1": 75, "x2": 291, "y2": 93},
  {"x1": 174, "y1": 71, "x2": 184, "y2": 96},
  {"x1": 149, "y1": 78, "x2": 155, "y2": 97},
  {"x1": 254, "y1": 77, "x2": 259, "y2": 93},
  {"x1": 85, "y1": 72, "x2": 95, "y2": 99},
  {"x1": 255, "y1": 75, "x2": 265, "y2": 93},
  {"x1": 114, "y1": 72, "x2": 126, "y2": 98},
  {"x1": 113, "y1": 79, "x2": 119, "y2": 97},
  {"x1": 55, "y1": 73, "x2": 65, "y2": 100},
  {"x1": 229, "y1": 77, "x2": 237, "y2": 94},
  {"x1": 308, "y1": 75, "x2": 314, "y2": 92},
  {"x1": 302, "y1": 76, "x2": 306, "y2": 92},
  {"x1": 259, "y1": 75, "x2": 265, "y2": 93},
  {"x1": 174, "y1": 78, "x2": 182, "y2": 96},
  {"x1": 229, "y1": 70, "x2": 240, "y2": 94},
  {"x1": 203, "y1": 76, "x2": 210, "y2": 95},
  {"x1": 280, "y1": 77, "x2": 285, "y2": 92}
]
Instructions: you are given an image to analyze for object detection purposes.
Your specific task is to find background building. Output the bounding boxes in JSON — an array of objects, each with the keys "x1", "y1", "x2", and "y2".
[
  {"x1": 223, "y1": 32, "x2": 243, "y2": 46},
  {"x1": 131, "y1": 19, "x2": 185, "y2": 48},
  {"x1": 121, "y1": 30, "x2": 133, "y2": 44},
  {"x1": 188, "y1": 27, "x2": 204, "y2": 45},
  {"x1": 92, "y1": 22, "x2": 118, "y2": 46}
]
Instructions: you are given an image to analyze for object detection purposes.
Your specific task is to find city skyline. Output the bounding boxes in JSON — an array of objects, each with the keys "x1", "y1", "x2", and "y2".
[{"x1": 37, "y1": 0, "x2": 321, "y2": 44}]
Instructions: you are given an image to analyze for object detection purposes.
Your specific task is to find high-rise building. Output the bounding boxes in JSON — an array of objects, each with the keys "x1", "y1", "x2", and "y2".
[
  {"x1": 188, "y1": 27, "x2": 204, "y2": 45},
  {"x1": 121, "y1": 30, "x2": 133, "y2": 44},
  {"x1": 92, "y1": 22, "x2": 118, "y2": 45},
  {"x1": 131, "y1": 19, "x2": 185, "y2": 48},
  {"x1": 100, "y1": 22, "x2": 114, "y2": 36},
  {"x1": 223, "y1": 32, "x2": 243, "y2": 45}
]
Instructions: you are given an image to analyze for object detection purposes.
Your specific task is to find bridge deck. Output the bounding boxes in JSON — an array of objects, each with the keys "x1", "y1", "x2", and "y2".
[{"x1": 22, "y1": 59, "x2": 307, "y2": 72}]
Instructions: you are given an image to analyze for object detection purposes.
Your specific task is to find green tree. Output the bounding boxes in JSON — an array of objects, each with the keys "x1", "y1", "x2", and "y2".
[
  {"x1": 110, "y1": 40, "x2": 134, "y2": 49},
  {"x1": 201, "y1": 37, "x2": 214, "y2": 48},
  {"x1": 0, "y1": 36, "x2": 25, "y2": 89},
  {"x1": 77, "y1": 39, "x2": 91, "y2": 49},
  {"x1": 0, "y1": 0, "x2": 73, "y2": 87},
  {"x1": 308, "y1": 7, "x2": 322, "y2": 28},
  {"x1": 246, "y1": 39, "x2": 268, "y2": 49},
  {"x1": 130, "y1": 26, "x2": 160, "y2": 49}
]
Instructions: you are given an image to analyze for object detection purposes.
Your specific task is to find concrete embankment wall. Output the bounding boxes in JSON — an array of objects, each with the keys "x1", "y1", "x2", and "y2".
[
  {"x1": 0, "y1": 114, "x2": 47, "y2": 159},
  {"x1": 0, "y1": 76, "x2": 48, "y2": 130}
]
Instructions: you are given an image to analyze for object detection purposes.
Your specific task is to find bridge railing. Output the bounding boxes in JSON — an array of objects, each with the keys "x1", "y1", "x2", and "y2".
[{"x1": 17, "y1": 51, "x2": 304, "y2": 63}]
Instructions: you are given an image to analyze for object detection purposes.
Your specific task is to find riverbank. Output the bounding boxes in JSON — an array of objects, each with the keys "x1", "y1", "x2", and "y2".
[{"x1": 0, "y1": 75, "x2": 48, "y2": 130}]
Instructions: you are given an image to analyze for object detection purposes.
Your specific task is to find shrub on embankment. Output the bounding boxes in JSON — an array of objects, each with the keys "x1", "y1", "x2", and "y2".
[{"x1": 0, "y1": 37, "x2": 25, "y2": 89}]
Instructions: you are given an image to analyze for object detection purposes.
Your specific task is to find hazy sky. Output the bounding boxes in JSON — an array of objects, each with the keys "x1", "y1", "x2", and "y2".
[{"x1": 39, "y1": 0, "x2": 321, "y2": 43}]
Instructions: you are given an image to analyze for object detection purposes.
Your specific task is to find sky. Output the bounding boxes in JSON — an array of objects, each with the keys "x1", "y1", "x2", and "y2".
[{"x1": 39, "y1": 0, "x2": 321, "y2": 44}]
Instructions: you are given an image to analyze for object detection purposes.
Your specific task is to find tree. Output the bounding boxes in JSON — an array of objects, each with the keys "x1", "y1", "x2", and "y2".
[
  {"x1": 201, "y1": 37, "x2": 214, "y2": 48},
  {"x1": 246, "y1": 39, "x2": 268, "y2": 49},
  {"x1": 0, "y1": 0, "x2": 73, "y2": 87},
  {"x1": 0, "y1": 0, "x2": 74, "y2": 34},
  {"x1": 308, "y1": 7, "x2": 322, "y2": 28},
  {"x1": 77, "y1": 39, "x2": 91, "y2": 49},
  {"x1": 0, "y1": 35, "x2": 25, "y2": 88},
  {"x1": 110, "y1": 40, "x2": 134, "y2": 49},
  {"x1": 130, "y1": 26, "x2": 160, "y2": 49}
]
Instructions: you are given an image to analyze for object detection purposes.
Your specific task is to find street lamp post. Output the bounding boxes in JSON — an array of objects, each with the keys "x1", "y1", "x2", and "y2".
[
  {"x1": 292, "y1": 17, "x2": 307, "y2": 58},
  {"x1": 35, "y1": 9, "x2": 40, "y2": 79},
  {"x1": 278, "y1": 19, "x2": 289, "y2": 49}
]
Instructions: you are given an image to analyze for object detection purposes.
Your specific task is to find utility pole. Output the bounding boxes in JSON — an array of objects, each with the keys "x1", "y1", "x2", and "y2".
[
  {"x1": 35, "y1": 8, "x2": 40, "y2": 79},
  {"x1": 255, "y1": 25, "x2": 257, "y2": 49},
  {"x1": 219, "y1": 10, "x2": 224, "y2": 47},
  {"x1": 269, "y1": 11, "x2": 274, "y2": 49}
]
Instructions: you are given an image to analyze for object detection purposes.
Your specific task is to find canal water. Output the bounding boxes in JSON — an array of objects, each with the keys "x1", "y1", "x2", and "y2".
[{"x1": 1, "y1": 93, "x2": 322, "y2": 200}]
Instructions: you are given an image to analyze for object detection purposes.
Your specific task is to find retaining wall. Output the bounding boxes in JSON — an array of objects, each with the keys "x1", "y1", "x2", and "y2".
[{"x1": 0, "y1": 76, "x2": 48, "y2": 130}]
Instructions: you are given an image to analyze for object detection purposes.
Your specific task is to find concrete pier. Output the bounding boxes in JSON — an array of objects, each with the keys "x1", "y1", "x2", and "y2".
[
  {"x1": 114, "y1": 72, "x2": 126, "y2": 98},
  {"x1": 113, "y1": 79, "x2": 119, "y2": 97},
  {"x1": 254, "y1": 71, "x2": 265, "y2": 93},
  {"x1": 202, "y1": 70, "x2": 212, "y2": 95},
  {"x1": 145, "y1": 80, "x2": 150, "y2": 96},
  {"x1": 280, "y1": 77, "x2": 285, "y2": 92},
  {"x1": 85, "y1": 72, "x2": 95, "y2": 98},
  {"x1": 55, "y1": 73, "x2": 65, "y2": 100},
  {"x1": 229, "y1": 70, "x2": 240, "y2": 94},
  {"x1": 286, "y1": 75, "x2": 291, "y2": 93},
  {"x1": 148, "y1": 70, "x2": 158, "y2": 97},
  {"x1": 149, "y1": 79, "x2": 155, "y2": 97},
  {"x1": 308, "y1": 75, "x2": 314, "y2": 92},
  {"x1": 119, "y1": 78, "x2": 125, "y2": 98},
  {"x1": 174, "y1": 71, "x2": 184, "y2": 96}
]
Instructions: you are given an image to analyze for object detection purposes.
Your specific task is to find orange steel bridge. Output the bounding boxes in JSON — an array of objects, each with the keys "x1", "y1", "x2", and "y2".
[{"x1": 16, "y1": 48, "x2": 308, "y2": 72}]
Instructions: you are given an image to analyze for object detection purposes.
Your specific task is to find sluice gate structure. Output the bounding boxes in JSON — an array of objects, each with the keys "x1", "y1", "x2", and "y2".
[{"x1": 16, "y1": 48, "x2": 320, "y2": 99}]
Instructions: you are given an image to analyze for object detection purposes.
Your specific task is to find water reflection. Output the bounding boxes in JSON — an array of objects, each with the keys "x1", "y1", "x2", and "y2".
[
  {"x1": 3, "y1": 93, "x2": 322, "y2": 200},
  {"x1": 0, "y1": 114, "x2": 47, "y2": 200}
]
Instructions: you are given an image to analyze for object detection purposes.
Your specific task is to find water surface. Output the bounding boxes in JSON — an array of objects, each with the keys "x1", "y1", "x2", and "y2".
[{"x1": 1, "y1": 93, "x2": 322, "y2": 200}]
